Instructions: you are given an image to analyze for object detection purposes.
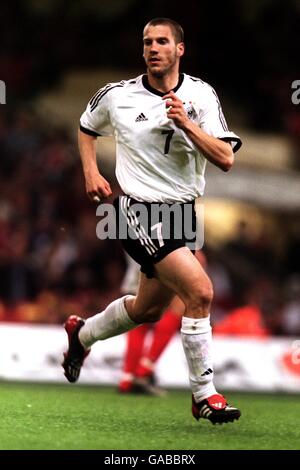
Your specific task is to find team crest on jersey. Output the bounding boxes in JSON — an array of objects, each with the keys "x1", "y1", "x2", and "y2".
[{"x1": 185, "y1": 101, "x2": 197, "y2": 120}]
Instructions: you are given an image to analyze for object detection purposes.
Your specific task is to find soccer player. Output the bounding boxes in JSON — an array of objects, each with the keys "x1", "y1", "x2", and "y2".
[{"x1": 63, "y1": 17, "x2": 242, "y2": 424}]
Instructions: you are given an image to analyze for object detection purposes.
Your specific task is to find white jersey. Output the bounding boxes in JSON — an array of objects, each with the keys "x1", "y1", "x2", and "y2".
[{"x1": 80, "y1": 73, "x2": 242, "y2": 203}]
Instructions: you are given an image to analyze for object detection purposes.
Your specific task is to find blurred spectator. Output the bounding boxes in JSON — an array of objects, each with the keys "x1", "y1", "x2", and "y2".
[
  {"x1": 281, "y1": 276, "x2": 300, "y2": 336},
  {"x1": 284, "y1": 222, "x2": 300, "y2": 275},
  {"x1": 214, "y1": 277, "x2": 283, "y2": 337},
  {"x1": 0, "y1": 224, "x2": 38, "y2": 304},
  {"x1": 0, "y1": 108, "x2": 127, "y2": 323},
  {"x1": 214, "y1": 305, "x2": 271, "y2": 337}
]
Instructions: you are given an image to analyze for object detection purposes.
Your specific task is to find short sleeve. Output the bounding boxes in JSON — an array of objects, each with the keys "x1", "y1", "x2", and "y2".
[
  {"x1": 79, "y1": 85, "x2": 114, "y2": 137},
  {"x1": 199, "y1": 85, "x2": 242, "y2": 153}
]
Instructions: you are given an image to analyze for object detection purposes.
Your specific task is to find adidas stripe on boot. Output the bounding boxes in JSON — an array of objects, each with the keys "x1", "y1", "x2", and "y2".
[{"x1": 192, "y1": 393, "x2": 241, "y2": 425}]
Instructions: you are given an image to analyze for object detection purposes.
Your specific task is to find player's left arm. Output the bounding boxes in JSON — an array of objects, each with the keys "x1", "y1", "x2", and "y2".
[{"x1": 163, "y1": 91, "x2": 233, "y2": 172}]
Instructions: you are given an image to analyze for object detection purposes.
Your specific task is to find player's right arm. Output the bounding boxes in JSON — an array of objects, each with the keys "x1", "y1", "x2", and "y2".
[
  {"x1": 79, "y1": 83, "x2": 117, "y2": 201},
  {"x1": 78, "y1": 129, "x2": 112, "y2": 201}
]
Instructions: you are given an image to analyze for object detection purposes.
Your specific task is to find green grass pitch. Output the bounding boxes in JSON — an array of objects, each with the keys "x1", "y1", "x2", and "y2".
[{"x1": 0, "y1": 381, "x2": 299, "y2": 450}]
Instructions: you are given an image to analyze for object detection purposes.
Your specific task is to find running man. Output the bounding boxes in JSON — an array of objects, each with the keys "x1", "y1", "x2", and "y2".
[{"x1": 63, "y1": 17, "x2": 242, "y2": 425}]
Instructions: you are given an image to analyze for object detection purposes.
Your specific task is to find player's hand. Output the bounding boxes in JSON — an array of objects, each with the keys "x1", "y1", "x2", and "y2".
[
  {"x1": 85, "y1": 172, "x2": 112, "y2": 202},
  {"x1": 162, "y1": 91, "x2": 189, "y2": 129}
]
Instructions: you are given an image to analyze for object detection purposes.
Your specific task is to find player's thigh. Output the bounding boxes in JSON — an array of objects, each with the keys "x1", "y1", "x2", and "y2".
[
  {"x1": 131, "y1": 273, "x2": 175, "y2": 322},
  {"x1": 194, "y1": 249, "x2": 207, "y2": 270},
  {"x1": 154, "y1": 246, "x2": 213, "y2": 304}
]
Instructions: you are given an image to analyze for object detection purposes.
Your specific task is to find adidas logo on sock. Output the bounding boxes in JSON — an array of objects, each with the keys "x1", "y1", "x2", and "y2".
[
  {"x1": 135, "y1": 113, "x2": 148, "y2": 122},
  {"x1": 201, "y1": 368, "x2": 213, "y2": 377}
]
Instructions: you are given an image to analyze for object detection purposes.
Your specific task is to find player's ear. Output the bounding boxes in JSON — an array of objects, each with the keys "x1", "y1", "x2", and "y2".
[{"x1": 177, "y1": 42, "x2": 185, "y2": 57}]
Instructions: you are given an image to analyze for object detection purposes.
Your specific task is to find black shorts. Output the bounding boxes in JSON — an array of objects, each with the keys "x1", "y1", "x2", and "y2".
[{"x1": 113, "y1": 195, "x2": 196, "y2": 278}]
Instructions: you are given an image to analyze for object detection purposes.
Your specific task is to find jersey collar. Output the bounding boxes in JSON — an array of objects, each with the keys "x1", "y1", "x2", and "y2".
[{"x1": 142, "y1": 73, "x2": 184, "y2": 97}]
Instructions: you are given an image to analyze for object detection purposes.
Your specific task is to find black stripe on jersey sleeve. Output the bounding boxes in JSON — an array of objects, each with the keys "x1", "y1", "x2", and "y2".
[
  {"x1": 190, "y1": 77, "x2": 229, "y2": 131},
  {"x1": 189, "y1": 76, "x2": 205, "y2": 84},
  {"x1": 79, "y1": 124, "x2": 101, "y2": 137},
  {"x1": 90, "y1": 83, "x2": 125, "y2": 112},
  {"x1": 89, "y1": 84, "x2": 111, "y2": 107},
  {"x1": 211, "y1": 88, "x2": 229, "y2": 132},
  {"x1": 218, "y1": 136, "x2": 242, "y2": 153},
  {"x1": 89, "y1": 81, "x2": 125, "y2": 107}
]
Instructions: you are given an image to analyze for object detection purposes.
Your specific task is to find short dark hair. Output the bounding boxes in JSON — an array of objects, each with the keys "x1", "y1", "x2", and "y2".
[{"x1": 144, "y1": 18, "x2": 184, "y2": 44}]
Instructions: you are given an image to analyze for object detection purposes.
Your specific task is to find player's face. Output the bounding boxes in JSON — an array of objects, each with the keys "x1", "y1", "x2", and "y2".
[{"x1": 143, "y1": 25, "x2": 184, "y2": 77}]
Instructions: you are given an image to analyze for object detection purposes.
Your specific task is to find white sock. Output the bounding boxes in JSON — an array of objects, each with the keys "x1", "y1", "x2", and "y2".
[
  {"x1": 79, "y1": 295, "x2": 137, "y2": 348},
  {"x1": 181, "y1": 315, "x2": 217, "y2": 402}
]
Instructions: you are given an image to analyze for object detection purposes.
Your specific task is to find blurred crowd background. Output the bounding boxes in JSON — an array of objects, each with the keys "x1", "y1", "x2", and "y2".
[{"x1": 1, "y1": 0, "x2": 300, "y2": 335}]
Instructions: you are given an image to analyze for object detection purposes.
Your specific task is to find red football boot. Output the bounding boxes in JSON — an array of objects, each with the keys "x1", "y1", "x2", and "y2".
[
  {"x1": 192, "y1": 393, "x2": 241, "y2": 425},
  {"x1": 62, "y1": 315, "x2": 90, "y2": 383}
]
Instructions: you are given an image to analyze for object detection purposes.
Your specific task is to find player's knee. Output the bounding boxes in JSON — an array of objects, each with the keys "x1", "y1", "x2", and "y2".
[
  {"x1": 188, "y1": 281, "x2": 214, "y2": 311},
  {"x1": 202, "y1": 282, "x2": 214, "y2": 305}
]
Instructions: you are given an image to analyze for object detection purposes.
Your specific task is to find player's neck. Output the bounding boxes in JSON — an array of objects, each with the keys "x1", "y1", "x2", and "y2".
[{"x1": 147, "y1": 71, "x2": 180, "y2": 94}]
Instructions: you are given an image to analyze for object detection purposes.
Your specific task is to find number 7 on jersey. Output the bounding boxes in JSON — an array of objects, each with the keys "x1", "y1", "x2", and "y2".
[{"x1": 161, "y1": 130, "x2": 174, "y2": 155}]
